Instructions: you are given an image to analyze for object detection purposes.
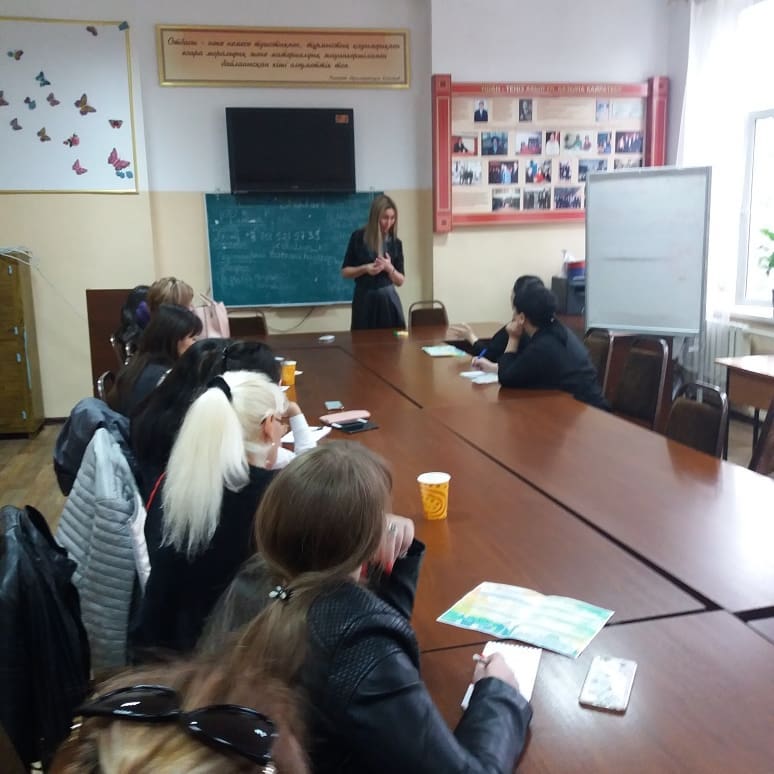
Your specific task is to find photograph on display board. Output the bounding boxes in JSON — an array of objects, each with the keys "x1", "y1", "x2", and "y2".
[
  {"x1": 558, "y1": 160, "x2": 572, "y2": 181},
  {"x1": 614, "y1": 157, "x2": 643, "y2": 169},
  {"x1": 492, "y1": 187, "x2": 521, "y2": 211},
  {"x1": 452, "y1": 158, "x2": 482, "y2": 185},
  {"x1": 488, "y1": 160, "x2": 518, "y2": 184},
  {"x1": 615, "y1": 131, "x2": 643, "y2": 153},
  {"x1": 545, "y1": 131, "x2": 560, "y2": 155},
  {"x1": 473, "y1": 99, "x2": 489, "y2": 122},
  {"x1": 554, "y1": 186, "x2": 583, "y2": 209},
  {"x1": 515, "y1": 132, "x2": 542, "y2": 154},
  {"x1": 597, "y1": 132, "x2": 612, "y2": 154},
  {"x1": 481, "y1": 132, "x2": 508, "y2": 155},
  {"x1": 525, "y1": 159, "x2": 552, "y2": 184},
  {"x1": 611, "y1": 98, "x2": 644, "y2": 120},
  {"x1": 595, "y1": 99, "x2": 610, "y2": 122},
  {"x1": 578, "y1": 158, "x2": 608, "y2": 182},
  {"x1": 563, "y1": 131, "x2": 594, "y2": 152},
  {"x1": 523, "y1": 187, "x2": 551, "y2": 210},
  {"x1": 452, "y1": 134, "x2": 478, "y2": 154},
  {"x1": 519, "y1": 98, "x2": 533, "y2": 122}
]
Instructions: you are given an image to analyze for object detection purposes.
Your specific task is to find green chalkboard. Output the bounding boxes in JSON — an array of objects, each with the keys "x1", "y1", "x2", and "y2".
[{"x1": 205, "y1": 192, "x2": 380, "y2": 307}]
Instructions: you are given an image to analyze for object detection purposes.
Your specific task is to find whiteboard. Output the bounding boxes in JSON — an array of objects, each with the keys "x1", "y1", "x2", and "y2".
[
  {"x1": 585, "y1": 167, "x2": 711, "y2": 336},
  {"x1": 0, "y1": 16, "x2": 137, "y2": 193}
]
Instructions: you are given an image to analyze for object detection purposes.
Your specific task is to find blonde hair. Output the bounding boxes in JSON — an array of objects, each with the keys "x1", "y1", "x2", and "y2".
[
  {"x1": 363, "y1": 194, "x2": 398, "y2": 256},
  {"x1": 50, "y1": 657, "x2": 309, "y2": 773},
  {"x1": 148, "y1": 277, "x2": 195, "y2": 313},
  {"x1": 162, "y1": 371, "x2": 287, "y2": 559},
  {"x1": 236, "y1": 442, "x2": 390, "y2": 681}
]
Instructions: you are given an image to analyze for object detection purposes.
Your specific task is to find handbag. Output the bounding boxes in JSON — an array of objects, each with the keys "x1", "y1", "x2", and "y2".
[{"x1": 193, "y1": 294, "x2": 230, "y2": 339}]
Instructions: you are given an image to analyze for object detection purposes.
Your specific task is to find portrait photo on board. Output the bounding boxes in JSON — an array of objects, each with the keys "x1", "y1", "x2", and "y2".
[
  {"x1": 473, "y1": 99, "x2": 489, "y2": 122},
  {"x1": 515, "y1": 132, "x2": 542, "y2": 154},
  {"x1": 492, "y1": 187, "x2": 521, "y2": 211},
  {"x1": 597, "y1": 132, "x2": 612, "y2": 154},
  {"x1": 452, "y1": 134, "x2": 478, "y2": 154},
  {"x1": 518, "y1": 98, "x2": 533, "y2": 122},
  {"x1": 595, "y1": 99, "x2": 610, "y2": 121},
  {"x1": 525, "y1": 159, "x2": 552, "y2": 184},
  {"x1": 545, "y1": 131, "x2": 560, "y2": 155},
  {"x1": 488, "y1": 160, "x2": 518, "y2": 184},
  {"x1": 481, "y1": 132, "x2": 509, "y2": 156}
]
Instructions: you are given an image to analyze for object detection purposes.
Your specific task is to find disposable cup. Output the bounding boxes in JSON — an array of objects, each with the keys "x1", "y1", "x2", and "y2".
[
  {"x1": 281, "y1": 360, "x2": 297, "y2": 386},
  {"x1": 417, "y1": 471, "x2": 451, "y2": 520}
]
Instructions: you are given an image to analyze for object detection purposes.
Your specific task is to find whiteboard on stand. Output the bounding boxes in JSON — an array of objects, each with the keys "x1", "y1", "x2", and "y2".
[{"x1": 585, "y1": 166, "x2": 711, "y2": 336}]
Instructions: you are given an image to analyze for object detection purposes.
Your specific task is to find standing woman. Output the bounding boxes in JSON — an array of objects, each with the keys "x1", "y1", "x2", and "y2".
[{"x1": 341, "y1": 194, "x2": 406, "y2": 330}]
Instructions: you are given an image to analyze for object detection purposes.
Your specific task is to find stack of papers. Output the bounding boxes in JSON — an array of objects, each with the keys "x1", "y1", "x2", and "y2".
[
  {"x1": 280, "y1": 426, "x2": 332, "y2": 445},
  {"x1": 438, "y1": 581, "x2": 613, "y2": 658},
  {"x1": 422, "y1": 344, "x2": 469, "y2": 358}
]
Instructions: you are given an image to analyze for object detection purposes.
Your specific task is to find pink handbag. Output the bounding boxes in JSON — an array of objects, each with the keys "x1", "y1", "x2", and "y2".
[{"x1": 193, "y1": 295, "x2": 230, "y2": 339}]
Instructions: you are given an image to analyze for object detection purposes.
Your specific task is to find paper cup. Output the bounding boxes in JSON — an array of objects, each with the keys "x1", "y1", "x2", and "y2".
[
  {"x1": 281, "y1": 360, "x2": 297, "y2": 386},
  {"x1": 417, "y1": 472, "x2": 451, "y2": 520}
]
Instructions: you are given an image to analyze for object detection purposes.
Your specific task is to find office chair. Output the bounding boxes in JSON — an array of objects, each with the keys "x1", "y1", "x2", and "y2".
[
  {"x1": 227, "y1": 311, "x2": 268, "y2": 337},
  {"x1": 665, "y1": 381, "x2": 728, "y2": 458},
  {"x1": 749, "y1": 397, "x2": 774, "y2": 476},
  {"x1": 96, "y1": 371, "x2": 115, "y2": 402},
  {"x1": 583, "y1": 327, "x2": 614, "y2": 392},
  {"x1": 611, "y1": 336, "x2": 669, "y2": 431},
  {"x1": 408, "y1": 300, "x2": 448, "y2": 328}
]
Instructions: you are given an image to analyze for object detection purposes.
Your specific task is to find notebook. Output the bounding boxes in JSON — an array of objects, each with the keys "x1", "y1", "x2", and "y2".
[
  {"x1": 422, "y1": 344, "x2": 468, "y2": 358},
  {"x1": 461, "y1": 641, "x2": 542, "y2": 709}
]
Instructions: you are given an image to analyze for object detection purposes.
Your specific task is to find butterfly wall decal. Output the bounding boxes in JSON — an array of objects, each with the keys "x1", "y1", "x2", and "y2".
[
  {"x1": 35, "y1": 71, "x2": 50, "y2": 87},
  {"x1": 10, "y1": 118, "x2": 21, "y2": 130},
  {"x1": 74, "y1": 93, "x2": 96, "y2": 115},
  {"x1": 118, "y1": 21, "x2": 129, "y2": 31},
  {"x1": 7, "y1": 50, "x2": 23, "y2": 60},
  {"x1": 37, "y1": 126, "x2": 51, "y2": 142},
  {"x1": 0, "y1": 91, "x2": 8, "y2": 107},
  {"x1": 46, "y1": 92, "x2": 60, "y2": 106},
  {"x1": 23, "y1": 97, "x2": 36, "y2": 110},
  {"x1": 108, "y1": 119, "x2": 123, "y2": 129},
  {"x1": 72, "y1": 159, "x2": 87, "y2": 175},
  {"x1": 63, "y1": 133, "x2": 79, "y2": 147},
  {"x1": 86, "y1": 26, "x2": 98, "y2": 36},
  {"x1": 107, "y1": 146, "x2": 131, "y2": 171}
]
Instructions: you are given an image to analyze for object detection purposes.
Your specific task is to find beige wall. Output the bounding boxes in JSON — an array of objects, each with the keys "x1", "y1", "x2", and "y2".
[
  {"x1": 434, "y1": 224, "x2": 586, "y2": 323},
  {"x1": 0, "y1": 193, "x2": 155, "y2": 416}
]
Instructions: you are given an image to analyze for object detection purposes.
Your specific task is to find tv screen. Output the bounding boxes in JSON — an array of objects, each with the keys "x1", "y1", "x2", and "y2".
[{"x1": 226, "y1": 107, "x2": 355, "y2": 194}]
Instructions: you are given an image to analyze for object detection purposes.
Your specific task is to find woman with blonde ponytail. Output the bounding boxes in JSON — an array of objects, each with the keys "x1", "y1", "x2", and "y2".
[
  {"x1": 132, "y1": 371, "x2": 294, "y2": 656},
  {"x1": 203, "y1": 442, "x2": 532, "y2": 773}
]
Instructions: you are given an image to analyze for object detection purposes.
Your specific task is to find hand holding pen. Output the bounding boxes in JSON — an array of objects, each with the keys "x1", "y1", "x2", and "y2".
[
  {"x1": 471, "y1": 348, "x2": 498, "y2": 374},
  {"x1": 472, "y1": 652, "x2": 520, "y2": 692}
]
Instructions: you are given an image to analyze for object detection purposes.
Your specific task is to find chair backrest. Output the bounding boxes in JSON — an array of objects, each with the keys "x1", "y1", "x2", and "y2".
[
  {"x1": 749, "y1": 397, "x2": 774, "y2": 475},
  {"x1": 408, "y1": 299, "x2": 448, "y2": 328},
  {"x1": 583, "y1": 327, "x2": 613, "y2": 392},
  {"x1": 227, "y1": 311, "x2": 268, "y2": 337},
  {"x1": 665, "y1": 381, "x2": 728, "y2": 458},
  {"x1": 611, "y1": 336, "x2": 669, "y2": 430},
  {"x1": 96, "y1": 370, "x2": 115, "y2": 402},
  {"x1": 108, "y1": 334, "x2": 129, "y2": 368}
]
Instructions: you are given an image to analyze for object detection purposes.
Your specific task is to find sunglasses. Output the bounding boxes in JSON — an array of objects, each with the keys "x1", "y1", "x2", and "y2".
[{"x1": 77, "y1": 684, "x2": 277, "y2": 770}]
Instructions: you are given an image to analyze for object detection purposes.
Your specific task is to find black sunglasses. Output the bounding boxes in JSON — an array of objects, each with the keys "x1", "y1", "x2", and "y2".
[{"x1": 77, "y1": 684, "x2": 278, "y2": 770}]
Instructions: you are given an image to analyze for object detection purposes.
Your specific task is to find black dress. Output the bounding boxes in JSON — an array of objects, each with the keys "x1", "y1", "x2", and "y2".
[{"x1": 342, "y1": 228, "x2": 406, "y2": 330}]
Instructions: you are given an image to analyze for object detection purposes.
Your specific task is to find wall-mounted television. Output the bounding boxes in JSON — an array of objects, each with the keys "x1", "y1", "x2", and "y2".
[{"x1": 226, "y1": 107, "x2": 355, "y2": 194}]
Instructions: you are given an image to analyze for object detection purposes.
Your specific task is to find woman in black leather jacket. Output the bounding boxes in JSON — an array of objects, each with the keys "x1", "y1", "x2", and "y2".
[{"x1": 202, "y1": 441, "x2": 532, "y2": 773}]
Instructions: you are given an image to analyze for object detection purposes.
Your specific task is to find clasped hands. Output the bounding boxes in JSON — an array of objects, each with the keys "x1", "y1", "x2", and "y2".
[{"x1": 367, "y1": 253, "x2": 395, "y2": 276}]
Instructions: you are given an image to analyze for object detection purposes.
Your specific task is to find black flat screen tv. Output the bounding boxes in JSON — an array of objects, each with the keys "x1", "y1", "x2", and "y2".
[{"x1": 226, "y1": 107, "x2": 355, "y2": 194}]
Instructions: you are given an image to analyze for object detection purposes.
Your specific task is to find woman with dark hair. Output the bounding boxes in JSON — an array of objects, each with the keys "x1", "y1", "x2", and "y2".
[
  {"x1": 113, "y1": 284, "x2": 150, "y2": 362},
  {"x1": 51, "y1": 651, "x2": 309, "y2": 773},
  {"x1": 496, "y1": 284, "x2": 609, "y2": 408},
  {"x1": 202, "y1": 442, "x2": 532, "y2": 773},
  {"x1": 449, "y1": 274, "x2": 544, "y2": 363},
  {"x1": 107, "y1": 304, "x2": 202, "y2": 417},
  {"x1": 341, "y1": 194, "x2": 406, "y2": 330}
]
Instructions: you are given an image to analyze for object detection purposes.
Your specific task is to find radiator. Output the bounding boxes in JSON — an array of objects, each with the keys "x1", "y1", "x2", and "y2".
[{"x1": 682, "y1": 321, "x2": 750, "y2": 387}]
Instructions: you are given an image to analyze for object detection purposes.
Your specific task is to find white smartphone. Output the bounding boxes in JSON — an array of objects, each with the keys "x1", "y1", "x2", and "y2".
[{"x1": 579, "y1": 656, "x2": 637, "y2": 713}]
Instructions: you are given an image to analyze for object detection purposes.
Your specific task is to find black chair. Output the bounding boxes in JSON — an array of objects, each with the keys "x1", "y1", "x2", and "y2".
[
  {"x1": 611, "y1": 336, "x2": 669, "y2": 431},
  {"x1": 108, "y1": 334, "x2": 128, "y2": 368},
  {"x1": 96, "y1": 370, "x2": 115, "y2": 402},
  {"x1": 749, "y1": 397, "x2": 774, "y2": 476},
  {"x1": 665, "y1": 381, "x2": 728, "y2": 458},
  {"x1": 583, "y1": 327, "x2": 614, "y2": 392},
  {"x1": 228, "y1": 311, "x2": 268, "y2": 337},
  {"x1": 408, "y1": 300, "x2": 448, "y2": 328}
]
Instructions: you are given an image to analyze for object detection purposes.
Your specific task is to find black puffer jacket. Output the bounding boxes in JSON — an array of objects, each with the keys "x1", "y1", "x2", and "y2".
[{"x1": 0, "y1": 505, "x2": 90, "y2": 767}]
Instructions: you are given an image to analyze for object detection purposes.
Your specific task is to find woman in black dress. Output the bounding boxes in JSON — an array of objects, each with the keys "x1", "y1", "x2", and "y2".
[{"x1": 341, "y1": 194, "x2": 406, "y2": 330}]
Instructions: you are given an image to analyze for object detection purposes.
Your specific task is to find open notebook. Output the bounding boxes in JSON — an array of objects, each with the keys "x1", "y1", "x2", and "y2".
[{"x1": 461, "y1": 641, "x2": 542, "y2": 709}]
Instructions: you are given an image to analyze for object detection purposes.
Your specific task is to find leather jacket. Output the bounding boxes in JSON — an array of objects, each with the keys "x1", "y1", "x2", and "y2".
[{"x1": 301, "y1": 540, "x2": 532, "y2": 773}]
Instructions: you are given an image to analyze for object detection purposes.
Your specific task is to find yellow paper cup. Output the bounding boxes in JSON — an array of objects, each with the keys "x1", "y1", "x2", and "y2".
[
  {"x1": 417, "y1": 472, "x2": 451, "y2": 520},
  {"x1": 281, "y1": 360, "x2": 297, "y2": 386}
]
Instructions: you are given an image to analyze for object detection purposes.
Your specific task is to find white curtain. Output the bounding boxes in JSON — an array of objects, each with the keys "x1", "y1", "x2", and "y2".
[{"x1": 677, "y1": 0, "x2": 762, "y2": 320}]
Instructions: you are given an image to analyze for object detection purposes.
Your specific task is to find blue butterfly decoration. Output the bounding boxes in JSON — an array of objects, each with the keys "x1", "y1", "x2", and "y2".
[
  {"x1": 35, "y1": 71, "x2": 51, "y2": 87},
  {"x1": 116, "y1": 170, "x2": 134, "y2": 179},
  {"x1": 23, "y1": 96, "x2": 36, "y2": 110}
]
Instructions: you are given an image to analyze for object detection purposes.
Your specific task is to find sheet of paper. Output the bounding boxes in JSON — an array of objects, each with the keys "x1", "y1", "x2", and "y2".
[
  {"x1": 422, "y1": 344, "x2": 469, "y2": 358},
  {"x1": 438, "y1": 581, "x2": 614, "y2": 658},
  {"x1": 280, "y1": 426, "x2": 331, "y2": 445},
  {"x1": 461, "y1": 641, "x2": 542, "y2": 709},
  {"x1": 472, "y1": 372, "x2": 499, "y2": 384}
]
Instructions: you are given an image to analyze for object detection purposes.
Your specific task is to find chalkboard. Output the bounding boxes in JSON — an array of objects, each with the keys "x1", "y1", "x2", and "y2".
[
  {"x1": 205, "y1": 192, "x2": 380, "y2": 307},
  {"x1": 585, "y1": 167, "x2": 711, "y2": 337}
]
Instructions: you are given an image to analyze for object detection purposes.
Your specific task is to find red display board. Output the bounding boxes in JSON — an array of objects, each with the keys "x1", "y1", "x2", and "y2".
[{"x1": 432, "y1": 76, "x2": 668, "y2": 232}]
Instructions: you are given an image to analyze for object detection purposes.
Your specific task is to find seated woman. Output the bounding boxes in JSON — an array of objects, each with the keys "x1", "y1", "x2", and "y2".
[
  {"x1": 484, "y1": 283, "x2": 609, "y2": 409},
  {"x1": 131, "y1": 371, "x2": 291, "y2": 655},
  {"x1": 448, "y1": 274, "x2": 544, "y2": 362},
  {"x1": 202, "y1": 442, "x2": 532, "y2": 773},
  {"x1": 51, "y1": 650, "x2": 309, "y2": 773},
  {"x1": 131, "y1": 339, "x2": 315, "y2": 506},
  {"x1": 147, "y1": 276, "x2": 195, "y2": 315},
  {"x1": 107, "y1": 304, "x2": 201, "y2": 417}
]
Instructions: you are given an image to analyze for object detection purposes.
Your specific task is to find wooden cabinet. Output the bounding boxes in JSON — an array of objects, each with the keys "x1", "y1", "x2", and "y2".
[{"x1": 0, "y1": 250, "x2": 44, "y2": 435}]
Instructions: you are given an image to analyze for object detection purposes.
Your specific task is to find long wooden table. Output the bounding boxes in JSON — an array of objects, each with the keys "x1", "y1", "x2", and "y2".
[
  {"x1": 430, "y1": 394, "x2": 774, "y2": 613},
  {"x1": 421, "y1": 611, "x2": 774, "y2": 773}
]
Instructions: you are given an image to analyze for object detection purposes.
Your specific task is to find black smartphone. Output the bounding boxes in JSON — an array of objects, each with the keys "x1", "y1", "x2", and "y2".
[{"x1": 332, "y1": 419, "x2": 379, "y2": 434}]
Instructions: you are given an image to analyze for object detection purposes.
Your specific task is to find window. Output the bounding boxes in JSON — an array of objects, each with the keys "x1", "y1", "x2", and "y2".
[{"x1": 739, "y1": 111, "x2": 774, "y2": 304}]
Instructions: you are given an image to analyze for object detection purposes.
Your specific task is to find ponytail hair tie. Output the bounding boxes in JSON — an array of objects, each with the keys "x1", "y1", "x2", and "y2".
[
  {"x1": 269, "y1": 584, "x2": 292, "y2": 602},
  {"x1": 207, "y1": 375, "x2": 232, "y2": 402}
]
